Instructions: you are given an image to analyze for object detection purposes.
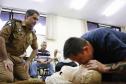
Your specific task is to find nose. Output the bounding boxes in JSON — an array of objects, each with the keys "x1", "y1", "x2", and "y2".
[{"x1": 33, "y1": 20, "x2": 37, "y2": 25}]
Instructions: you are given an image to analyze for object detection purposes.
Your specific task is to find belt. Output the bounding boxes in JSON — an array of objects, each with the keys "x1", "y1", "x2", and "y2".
[{"x1": 9, "y1": 52, "x2": 27, "y2": 57}]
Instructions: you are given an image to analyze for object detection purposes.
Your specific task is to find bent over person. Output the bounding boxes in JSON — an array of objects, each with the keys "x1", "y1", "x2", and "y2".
[
  {"x1": 63, "y1": 28, "x2": 126, "y2": 83},
  {"x1": 0, "y1": 9, "x2": 39, "y2": 83}
]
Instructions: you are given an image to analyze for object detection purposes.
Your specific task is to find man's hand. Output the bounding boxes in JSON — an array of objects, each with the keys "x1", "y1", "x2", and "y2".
[
  {"x1": 3, "y1": 58, "x2": 13, "y2": 72},
  {"x1": 24, "y1": 60, "x2": 31, "y2": 72},
  {"x1": 85, "y1": 60, "x2": 109, "y2": 73},
  {"x1": 36, "y1": 59, "x2": 48, "y2": 64},
  {"x1": 40, "y1": 61, "x2": 48, "y2": 64}
]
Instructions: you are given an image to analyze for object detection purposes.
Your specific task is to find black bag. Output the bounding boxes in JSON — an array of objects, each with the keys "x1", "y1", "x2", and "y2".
[{"x1": 55, "y1": 61, "x2": 77, "y2": 72}]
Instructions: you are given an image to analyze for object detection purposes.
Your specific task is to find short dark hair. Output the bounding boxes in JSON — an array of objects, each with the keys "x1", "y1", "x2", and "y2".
[
  {"x1": 63, "y1": 37, "x2": 87, "y2": 59},
  {"x1": 25, "y1": 9, "x2": 39, "y2": 17}
]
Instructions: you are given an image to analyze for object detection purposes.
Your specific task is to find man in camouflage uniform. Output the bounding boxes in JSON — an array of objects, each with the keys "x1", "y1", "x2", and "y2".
[{"x1": 0, "y1": 9, "x2": 39, "y2": 83}]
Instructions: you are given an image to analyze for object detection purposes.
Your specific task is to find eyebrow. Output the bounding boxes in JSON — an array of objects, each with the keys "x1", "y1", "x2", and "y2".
[{"x1": 33, "y1": 16, "x2": 39, "y2": 20}]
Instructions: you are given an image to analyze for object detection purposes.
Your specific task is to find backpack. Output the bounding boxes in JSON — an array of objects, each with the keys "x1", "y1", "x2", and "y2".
[{"x1": 5, "y1": 19, "x2": 22, "y2": 45}]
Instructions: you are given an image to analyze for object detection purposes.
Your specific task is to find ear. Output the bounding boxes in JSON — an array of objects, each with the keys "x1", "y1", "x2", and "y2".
[
  {"x1": 82, "y1": 44, "x2": 90, "y2": 54},
  {"x1": 25, "y1": 15, "x2": 28, "y2": 19}
]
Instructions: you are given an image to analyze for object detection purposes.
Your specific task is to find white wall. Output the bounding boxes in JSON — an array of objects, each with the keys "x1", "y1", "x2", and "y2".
[
  {"x1": 0, "y1": 4, "x2": 1, "y2": 13},
  {"x1": 47, "y1": 16, "x2": 86, "y2": 57}
]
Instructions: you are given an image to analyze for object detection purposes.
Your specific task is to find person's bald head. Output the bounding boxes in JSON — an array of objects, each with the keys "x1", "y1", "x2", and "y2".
[{"x1": 41, "y1": 41, "x2": 47, "y2": 50}]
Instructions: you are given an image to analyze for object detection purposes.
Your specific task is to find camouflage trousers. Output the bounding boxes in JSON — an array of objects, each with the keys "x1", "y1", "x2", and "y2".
[{"x1": 0, "y1": 54, "x2": 30, "y2": 83}]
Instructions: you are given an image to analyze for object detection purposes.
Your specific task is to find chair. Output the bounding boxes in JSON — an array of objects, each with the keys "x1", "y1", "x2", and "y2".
[{"x1": 37, "y1": 65, "x2": 50, "y2": 80}]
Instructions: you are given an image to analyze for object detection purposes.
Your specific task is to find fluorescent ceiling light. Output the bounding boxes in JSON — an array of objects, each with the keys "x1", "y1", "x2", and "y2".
[
  {"x1": 70, "y1": 0, "x2": 88, "y2": 10},
  {"x1": 102, "y1": 0, "x2": 126, "y2": 16},
  {"x1": 32, "y1": 0, "x2": 44, "y2": 2}
]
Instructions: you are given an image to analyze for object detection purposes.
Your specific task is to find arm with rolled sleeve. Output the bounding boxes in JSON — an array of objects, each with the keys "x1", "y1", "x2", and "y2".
[
  {"x1": 0, "y1": 25, "x2": 12, "y2": 60},
  {"x1": 46, "y1": 52, "x2": 53, "y2": 64},
  {"x1": 26, "y1": 33, "x2": 38, "y2": 62},
  {"x1": 0, "y1": 24, "x2": 14, "y2": 72}
]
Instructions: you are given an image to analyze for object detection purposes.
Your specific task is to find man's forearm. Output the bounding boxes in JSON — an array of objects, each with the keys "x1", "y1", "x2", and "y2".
[
  {"x1": 105, "y1": 61, "x2": 126, "y2": 73},
  {"x1": 47, "y1": 58, "x2": 52, "y2": 63},
  {"x1": 0, "y1": 37, "x2": 8, "y2": 60},
  {"x1": 27, "y1": 49, "x2": 37, "y2": 62}
]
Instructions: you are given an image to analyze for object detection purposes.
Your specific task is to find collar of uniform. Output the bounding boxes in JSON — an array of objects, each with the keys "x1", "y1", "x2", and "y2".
[
  {"x1": 22, "y1": 21, "x2": 32, "y2": 33},
  {"x1": 22, "y1": 21, "x2": 27, "y2": 29},
  {"x1": 22, "y1": 21, "x2": 26, "y2": 27}
]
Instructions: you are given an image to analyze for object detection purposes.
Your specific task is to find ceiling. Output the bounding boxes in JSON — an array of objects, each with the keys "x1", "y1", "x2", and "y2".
[{"x1": 1, "y1": 0, "x2": 126, "y2": 26}]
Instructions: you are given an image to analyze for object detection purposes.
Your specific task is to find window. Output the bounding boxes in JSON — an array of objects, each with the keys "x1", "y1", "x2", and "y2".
[
  {"x1": 34, "y1": 16, "x2": 46, "y2": 35},
  {"x1": 87, "y1": 22, "x2": 98, "y2": 31},
  {"x1": 0, "y1": 11, "x2": 10, "y2": 30},
  {"x1": 87, "y1": 21, "x2": 121, "y2": 31},
  {"x1": 13, "y1": 13, "x2": 25, "y2": 20}
]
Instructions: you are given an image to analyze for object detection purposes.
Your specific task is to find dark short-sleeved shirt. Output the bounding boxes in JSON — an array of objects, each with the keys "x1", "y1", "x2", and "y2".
[
  {"x1": 0, "y1": 19, "x2": 38, "y2": 56},
  {"x1": 81, "y1": 28, "x2": 126, "y2": 81}
]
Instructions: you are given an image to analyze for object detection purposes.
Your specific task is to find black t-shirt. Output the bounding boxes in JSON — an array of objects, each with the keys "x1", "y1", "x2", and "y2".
[{"x1": 81, "y1": 28, "x2": 126, "y2": 81}]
